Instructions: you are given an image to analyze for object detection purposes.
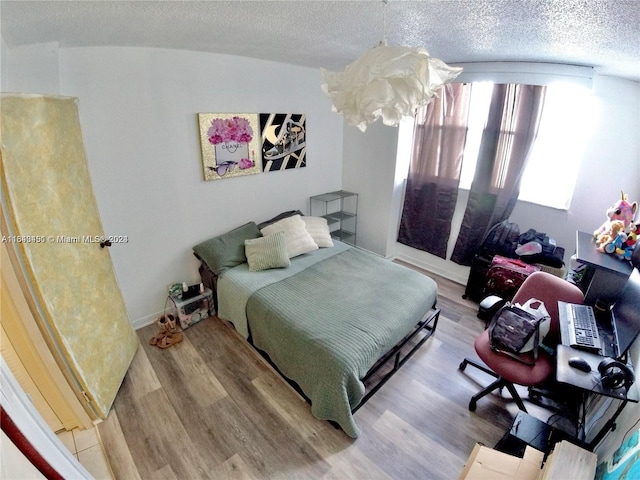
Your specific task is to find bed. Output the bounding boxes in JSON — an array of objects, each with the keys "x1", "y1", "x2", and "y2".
[{"x1": 193, "y1": 212, "x2": 439, "y2": 438}]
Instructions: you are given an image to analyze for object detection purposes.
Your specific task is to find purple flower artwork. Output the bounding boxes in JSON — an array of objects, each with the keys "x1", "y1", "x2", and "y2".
[
  {"x1": 207, "y1": 116, "x2": 254, "y2": 145},
  {"x1": 198, "y1": 113, "x2": 261, "y2": 181}
]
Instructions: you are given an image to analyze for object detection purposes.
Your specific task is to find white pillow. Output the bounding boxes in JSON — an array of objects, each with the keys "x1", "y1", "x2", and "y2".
[
  {"x1": 260, "y1": 214, "x2": 318, "y2": 258},
  {"x1": 301, "y1": 216, "x2": 334, "y2": 248},
  {"x1": 244, "y1": 232, "x2": 290, "y2": 272}
]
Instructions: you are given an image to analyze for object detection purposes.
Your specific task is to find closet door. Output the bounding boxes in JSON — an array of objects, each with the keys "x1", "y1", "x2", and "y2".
[{"x1": 1, "y1": 94, "x2": 138, "y2": 419}]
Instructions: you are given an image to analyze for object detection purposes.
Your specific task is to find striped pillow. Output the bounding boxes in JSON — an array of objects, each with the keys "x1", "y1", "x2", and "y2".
[
  {"x1": 260, "y1": 214, "x2": 319, "y2": 258},
  {"x1": 244, "y1": 232, "x2": 291, "y2": 272}
]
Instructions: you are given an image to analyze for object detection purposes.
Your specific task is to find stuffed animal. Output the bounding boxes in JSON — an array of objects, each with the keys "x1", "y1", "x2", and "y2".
[
  {"x1": 599, "y1": 220, "x2": 638, "y2": 260},
  {"x1": 604, "y1": 230, "x2": 627, "y2": 254},
  {"x1": 596, "y1": 219, "x2": 626, "y2": 251},
  {"x1": 616, "y1": 223, "x2": 638, "y2": 261},
  {"x1": 593, "y1": 191, "x2": 638, "y2": 239}
]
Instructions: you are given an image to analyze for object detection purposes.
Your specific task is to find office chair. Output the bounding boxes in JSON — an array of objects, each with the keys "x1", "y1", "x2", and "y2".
[{"x1": 459, "y1": 271, "x2": 585, "y2": 412}]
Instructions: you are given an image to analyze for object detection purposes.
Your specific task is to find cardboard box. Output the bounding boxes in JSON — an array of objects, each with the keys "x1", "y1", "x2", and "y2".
[
  {"x1": 458, "y1": 443, "x2": 544, "y2": 480},
  {"x1": 538, "y1": 441, "x2": 596, "y2": 480}
]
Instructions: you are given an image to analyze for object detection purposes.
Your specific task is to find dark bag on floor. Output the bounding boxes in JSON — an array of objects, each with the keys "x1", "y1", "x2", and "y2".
[
  {"x1": 463, "y1": 254, "x2": 493, "y2": 302},
  {"x1": 488, "y1": 304, "x2": 543, "y2": 365},
  {"x1": 479, "y1": 220, "x2": 520, "y2": 259},
  {"x1": 463, "y1": 220, "x2": 520, "y2": 302}
]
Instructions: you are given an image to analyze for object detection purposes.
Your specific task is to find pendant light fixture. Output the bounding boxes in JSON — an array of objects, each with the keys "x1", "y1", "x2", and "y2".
[{"x1": 321, "y1": 0, "x2": 462, "y2": 132}]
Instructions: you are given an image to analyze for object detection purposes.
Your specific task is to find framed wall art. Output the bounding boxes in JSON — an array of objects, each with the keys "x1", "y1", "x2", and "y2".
[
  {"x1": 260, "y1": 113, "x2": 306, "y2": 172},
  {"x1": 198, "y1": 113, "x2": 262, "y2": 181}
]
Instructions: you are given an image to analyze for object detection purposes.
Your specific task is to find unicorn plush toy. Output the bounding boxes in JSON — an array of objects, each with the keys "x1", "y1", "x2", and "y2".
[{"x1": 594, "y1": 191, "x2": 638, "y2": 242}]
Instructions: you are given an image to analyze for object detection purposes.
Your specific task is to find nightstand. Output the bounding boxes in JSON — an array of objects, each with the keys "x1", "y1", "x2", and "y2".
[{"x1": 168, "y1": 288, "x2": 214, "y2": 329}]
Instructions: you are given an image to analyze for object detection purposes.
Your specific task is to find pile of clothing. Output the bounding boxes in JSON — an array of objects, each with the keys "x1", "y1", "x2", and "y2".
[{"x1": 515, "y1": 228, "x2": 563, "y2": 269}]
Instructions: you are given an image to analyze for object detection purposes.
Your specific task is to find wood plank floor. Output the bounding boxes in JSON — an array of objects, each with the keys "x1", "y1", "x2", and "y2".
[{"x1": 97, "y1": 269, "x2": 550, "y2": 479}]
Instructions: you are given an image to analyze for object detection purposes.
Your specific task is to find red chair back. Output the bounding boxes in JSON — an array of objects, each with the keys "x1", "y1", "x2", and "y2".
[{"x1": 512, "y1": 271, "x2": 584, "y2": 346}]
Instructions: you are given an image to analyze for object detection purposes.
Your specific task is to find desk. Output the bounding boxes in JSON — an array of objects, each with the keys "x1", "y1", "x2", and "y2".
[
  {"x1": 556, "y1": 345, "x2": 638, "y2": 449},
  {"x1": 575, "y1": 231, "x2": 632, "y2": 304},
  {"x1": 556, "y1": 345, "x2": 637, "y2": 402},
  {"x1": 556, "y1": 304, "x2": 638, "y2": 449}
]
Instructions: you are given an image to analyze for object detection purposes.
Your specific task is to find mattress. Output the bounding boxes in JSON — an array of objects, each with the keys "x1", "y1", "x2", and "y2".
[{"x1": 217, "y1": 242, "x2": 437, "y2": 437}]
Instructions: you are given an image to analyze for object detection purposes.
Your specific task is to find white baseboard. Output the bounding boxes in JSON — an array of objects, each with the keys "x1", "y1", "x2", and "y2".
[
  {"x1": 132, "y1": 311, "x2": 162, "y2": 331},
  {"x1": 392, "y1": 252, "x2": 469, "y2": 286}
]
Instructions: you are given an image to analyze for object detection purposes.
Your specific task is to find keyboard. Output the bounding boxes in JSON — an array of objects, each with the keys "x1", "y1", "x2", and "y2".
[{"x1": 568, "y1": 304, "x2": 602, "y2": 351}]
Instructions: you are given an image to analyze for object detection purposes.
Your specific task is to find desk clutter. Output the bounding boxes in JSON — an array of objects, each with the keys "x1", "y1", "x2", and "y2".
[
  {"x1": 464, "y1": 220, "x2": 566, "y2": 303},
  {"x1": 460, "y1": 221, "x2": 640, "y2": 479}
]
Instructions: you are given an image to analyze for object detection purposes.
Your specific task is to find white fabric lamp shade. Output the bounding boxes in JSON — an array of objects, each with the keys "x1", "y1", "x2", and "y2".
[{"x1": 321, "y1": 45, "x2": 462, "y2": 132}]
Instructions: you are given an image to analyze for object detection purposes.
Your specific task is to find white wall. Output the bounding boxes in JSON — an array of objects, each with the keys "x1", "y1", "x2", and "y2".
[
  {"x1": 1, "y1": 36, "x2": 7, "y2": 89},
  {"x1": 2, "y1": 41, "x2": 60, "y2": 94},
  {"x1": 4, "y1": 44, "x2": 344, "y2": 327},
  {"x1": 342, "y1": 120, "x2": 398, "y2": 255}
]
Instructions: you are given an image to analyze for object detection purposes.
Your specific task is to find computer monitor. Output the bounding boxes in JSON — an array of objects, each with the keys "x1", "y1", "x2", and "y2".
[
  {"x1": 632, "y1": 241, "x2": 640, "y2": 269},
  {"x1": 613, "y1": 268, "x2": 640, "y2": 358}
]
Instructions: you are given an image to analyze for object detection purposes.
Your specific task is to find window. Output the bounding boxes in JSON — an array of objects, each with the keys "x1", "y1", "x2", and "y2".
[
  {"x1": 519, "y1": 84, "x2": 593, "y2": 209},
  {"x1": 458, "y1": 82, "x2": 494, "y2": 189},
  {"x1": 458, "y1": 82, "x2": 593, "y2": 209}
]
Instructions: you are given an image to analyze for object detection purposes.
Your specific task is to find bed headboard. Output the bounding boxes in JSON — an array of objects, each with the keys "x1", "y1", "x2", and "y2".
[
  {"x1": 193, "y1": 210, "x2": 305, "y2": 313},
  {"x1": 191, "y1": 220, "x2": 262, "y2": 316}
]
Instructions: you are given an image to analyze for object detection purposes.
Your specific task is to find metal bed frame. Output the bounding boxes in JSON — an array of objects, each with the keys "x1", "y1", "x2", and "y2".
[
  {"x1": 199, "y1": 261, "x2": 440, "y2": 425},
  {"x1": 354, "y1": 306, "x2": 440, "y2": 412}
]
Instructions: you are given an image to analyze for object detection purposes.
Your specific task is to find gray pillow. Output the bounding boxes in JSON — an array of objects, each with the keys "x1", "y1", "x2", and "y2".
[{"x1": 193, "y1": 222, "x2": 261, "y2": 275}]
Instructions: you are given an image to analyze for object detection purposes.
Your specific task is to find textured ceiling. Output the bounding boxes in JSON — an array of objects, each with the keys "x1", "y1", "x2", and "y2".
[{"x1": 2, "y1": 0, "x2": 639, "y2": 81}]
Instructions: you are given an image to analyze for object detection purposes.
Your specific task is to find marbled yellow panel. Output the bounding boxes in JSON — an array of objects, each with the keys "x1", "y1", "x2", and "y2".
[{"x1": 1, "y1": 94, "x2": 138, "y2": 418}]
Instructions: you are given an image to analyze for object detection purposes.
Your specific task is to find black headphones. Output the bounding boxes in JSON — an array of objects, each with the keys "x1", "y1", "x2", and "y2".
[{"x1": 598, "y1": 358, "x2": 635, "y2": 390}]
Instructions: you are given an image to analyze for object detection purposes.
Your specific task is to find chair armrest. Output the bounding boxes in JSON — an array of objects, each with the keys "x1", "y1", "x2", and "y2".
[{"x1": 478, "y1": 295, "x2": 507, "y2": 322}]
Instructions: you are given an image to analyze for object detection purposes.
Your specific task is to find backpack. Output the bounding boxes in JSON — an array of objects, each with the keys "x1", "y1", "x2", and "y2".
[{"x1": 479, "y1": 220, "x2": 520, "y2": 258}]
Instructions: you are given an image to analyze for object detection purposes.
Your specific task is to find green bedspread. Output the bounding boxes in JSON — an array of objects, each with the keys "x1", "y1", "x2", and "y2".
[{"x1": 244, "y1": 246, "x2": 437, "y2": 438}]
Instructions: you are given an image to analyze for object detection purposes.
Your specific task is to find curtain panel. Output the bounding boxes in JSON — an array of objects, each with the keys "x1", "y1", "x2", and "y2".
[
  {"x1": 451, "y1": 84, "x2": 547, "y2": 265},
  {"x1": 398, "y1": 83, "x2": 472, "y2": 258}
]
